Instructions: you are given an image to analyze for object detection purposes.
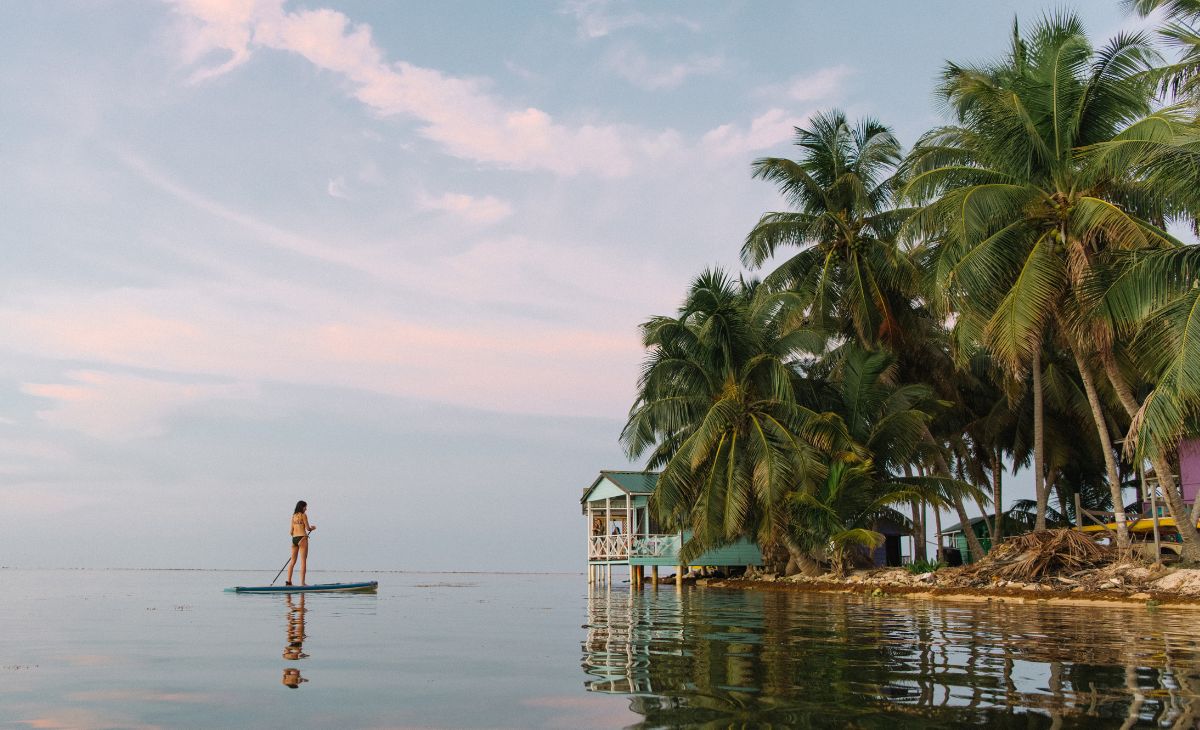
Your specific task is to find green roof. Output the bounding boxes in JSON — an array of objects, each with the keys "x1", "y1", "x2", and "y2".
[{"x1": 581, "y1": 470, "x2": 659, "y2": 503}]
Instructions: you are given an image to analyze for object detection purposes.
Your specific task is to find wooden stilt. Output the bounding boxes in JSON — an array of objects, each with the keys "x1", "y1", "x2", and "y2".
[
  {"x1": 652, "y1": 565, "x2": 659, "y2": 590},
  {"x1": 676, "y1": 565, "x2": 684, "y2": 588},
  {"x1": 606, "y1": 564, "x2": 612, "y2": 586}
]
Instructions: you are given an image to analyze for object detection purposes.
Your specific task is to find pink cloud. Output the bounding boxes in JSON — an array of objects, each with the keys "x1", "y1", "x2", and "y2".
[
  {"x1": 419, "y1": 192, "x2": 513, "y2": 224},
  {"x1": 1, "y1": 287, "x2": 642, "y2": 427},
  {"x1": 0, "y1": 487, "x2": 100, "y2": 517},
  {"x1": 22, "y1": 371, "x2": 258, "y2": 441}
]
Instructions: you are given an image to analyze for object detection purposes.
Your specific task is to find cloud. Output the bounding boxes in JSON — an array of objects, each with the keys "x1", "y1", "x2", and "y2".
[
  {"x1": 0, "y1": 437, "x2": 73, "y2": 463},
  {"x1": 168, "y1": 0, "x2": 657, "y2": 176},
  {"x1": 22, "y1": 371, "x2": 259, "y2": 441},
  {"x1": 0, "y1": 486, "x2": 102, "y2": 517},
  {"x1": 559, "y1": 0, "x2": 699, "y2": 39},
  {"x1": 327, "y1": 176, "x2": 349, "y2": 199},
  {"x1": 171, "y1": 0, "x2": 266, "y2": 81},
  {"x1": 0, "y1": 277, "x2": 646, "y2": 422},
  {"x1": 419, "y1": 192, "x2": 513, "y2": 224},
  {"x1": 114, "y1": 149, "x2": 675, "y2": 320},
  {"x1": 757, "y1": 65, "x2": 855, "y2": 103},
  {"x1": 701, "y1": 108, "x2": 808, "y2": 159},
  {"x1": 603, "y1": 45, "x2": 723, "y2": 90}
]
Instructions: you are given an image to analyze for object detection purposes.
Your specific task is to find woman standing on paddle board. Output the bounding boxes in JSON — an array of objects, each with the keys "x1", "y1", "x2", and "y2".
[{"x1": 285, "y1": 500, "x2": 315, "y2": 586}]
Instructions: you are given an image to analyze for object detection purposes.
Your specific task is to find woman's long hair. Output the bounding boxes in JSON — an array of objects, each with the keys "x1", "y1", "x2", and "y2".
[{"x1": 293, "y1": 500, "x2": 307, "y2": 514}]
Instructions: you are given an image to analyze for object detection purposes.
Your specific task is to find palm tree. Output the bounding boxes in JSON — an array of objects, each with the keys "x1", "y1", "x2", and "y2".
[
  {"x1": 741, "y1": 109, "x2": 918, "y2": 351},
  {"x1": 904, "y1": 13, "x2": 1200, "y2": 551},
  {"x1": 1093, "y1": 246, "x2": 1200, "y2": 464},
  {"x1": 620, "y1": 269, "x2": 843, "y2": 563},
  {"x1": 1127, "y1": 0, "x2": 1200, "y2": 100},
  {"x1": 743, "y1": 111, "x2": 995, "y2": 558},
  {"x1": 788, "y1": 456, "x2": 913, "y2": 576},
  {"x1": 788, "y1": 346, "x2": 986, "y2": 573}
]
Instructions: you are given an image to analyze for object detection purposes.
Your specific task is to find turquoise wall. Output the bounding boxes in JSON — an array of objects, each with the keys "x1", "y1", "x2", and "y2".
[{"x1": 626, "y1": 535, "x2": 763, "y2": 567}]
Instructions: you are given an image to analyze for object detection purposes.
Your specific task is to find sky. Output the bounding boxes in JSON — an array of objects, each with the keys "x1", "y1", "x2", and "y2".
[{"x1": 0, "y1": 1, "x2": 1148, "y2": 571}]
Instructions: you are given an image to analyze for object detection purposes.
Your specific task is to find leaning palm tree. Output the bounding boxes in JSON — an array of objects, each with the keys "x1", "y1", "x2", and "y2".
[
  {"x1": 742, "y1": 109, "x2": 918, "y2": 351},
  {"x1": 621, "y1": 269, "x2": 843, "y2": 562},
  {"x1": 904, "y1": 13, "x2": 1200, "y2": 554}
]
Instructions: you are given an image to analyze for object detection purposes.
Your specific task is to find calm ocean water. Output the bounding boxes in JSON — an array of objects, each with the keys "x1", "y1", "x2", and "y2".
[{"x1": 3, "y1": 569, "x2": 1200, "y2": 728}]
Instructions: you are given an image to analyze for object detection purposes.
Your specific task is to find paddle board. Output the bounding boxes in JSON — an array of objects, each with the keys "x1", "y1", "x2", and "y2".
[{"x1": 225, "y1": 581, "x2": 378, "y2": 593}]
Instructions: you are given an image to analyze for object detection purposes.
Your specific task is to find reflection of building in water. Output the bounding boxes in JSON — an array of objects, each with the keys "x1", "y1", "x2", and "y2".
[
  {"x1": 582, "y1": 586, "x2": 672, "y2": 694},
  {"x1": 281, "y1": 594, "x2": 309, "y2": 687}
]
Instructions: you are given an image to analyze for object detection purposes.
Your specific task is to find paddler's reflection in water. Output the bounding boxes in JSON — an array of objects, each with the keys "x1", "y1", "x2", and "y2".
[{"x1": 281, "y1": 593, "x2": 309, "y2": 688}]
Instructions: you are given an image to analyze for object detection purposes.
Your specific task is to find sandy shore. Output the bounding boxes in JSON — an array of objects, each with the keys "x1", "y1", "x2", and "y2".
[{"x1": 690, "y1": 568, "x2": 1200, "y2": 609}]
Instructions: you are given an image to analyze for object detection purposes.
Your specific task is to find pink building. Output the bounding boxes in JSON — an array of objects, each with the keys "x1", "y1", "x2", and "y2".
[{"x1": 1180, "y1": 438, "x2": 1200, "y2": 506}]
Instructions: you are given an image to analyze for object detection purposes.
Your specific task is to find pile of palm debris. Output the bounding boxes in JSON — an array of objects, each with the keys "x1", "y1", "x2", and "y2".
[{"x1": 957, "y1": 529, "x2": 1115, "y2": 583}]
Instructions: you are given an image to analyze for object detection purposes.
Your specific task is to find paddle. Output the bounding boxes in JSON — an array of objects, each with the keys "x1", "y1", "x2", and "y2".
[{"x1": 270, "y1": 533, "x2": 312, "y2": 586}]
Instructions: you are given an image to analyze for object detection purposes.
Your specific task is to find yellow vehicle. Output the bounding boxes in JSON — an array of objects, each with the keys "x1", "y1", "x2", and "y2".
[{"x1": 1076, "y1": 515, "x2": 1187, "y2": 560}]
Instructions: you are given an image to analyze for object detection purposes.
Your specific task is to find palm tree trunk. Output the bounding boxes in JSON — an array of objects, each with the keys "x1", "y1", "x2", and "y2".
[
  {"x1": 952, "y1": 498, "x2": 986, "y2": 562},
  {"x1": 992, "y1": 452, "x2": 1004, "y2": 542},
  {"x1": 912, "y1": 501, "x2": 926, "y2": 562},
  {"x1": 1071, "y1": 345, "x2": 1129, "y2": 548},
  {"x1": 905, "y1": 464, "x2": 926, "y2": 562},
  {"x1": 1032, "y1": 348, "x2": 1048, "y2": 531},
  {"x1": 1102, "y1": 358, "x2": 1200, "y2": 562},
  {"x1": 932, "y1": 499, "x2": 943, "y2": 562}
]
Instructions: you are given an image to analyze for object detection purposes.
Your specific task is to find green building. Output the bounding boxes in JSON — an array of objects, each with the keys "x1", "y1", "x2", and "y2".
[{"x1": 936, "y1": 513, "x2": 993, "y2": 564}]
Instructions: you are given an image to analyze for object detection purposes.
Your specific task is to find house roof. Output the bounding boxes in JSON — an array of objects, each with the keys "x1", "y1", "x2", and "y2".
[
  {"x1": 940, "y1": 515, "x2": 990, "y2": 535},
  {"x1": 581, "y1": 470, "x2": 659, "y2": 503}
]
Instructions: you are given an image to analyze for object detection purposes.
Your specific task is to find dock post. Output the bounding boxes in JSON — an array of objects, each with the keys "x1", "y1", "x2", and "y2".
[
  {"x1": 676, "y1": 565, "x2": 684, "y2": 588},
  {"x1": 651, "y1": 565, "x2": 659, "y2": 590},
  {"x1": 632, "y1": 566, "x2": 640, "y2": 591},
  {"x1": 606, "y1": 564, "x2": 612, "y2": 587}
]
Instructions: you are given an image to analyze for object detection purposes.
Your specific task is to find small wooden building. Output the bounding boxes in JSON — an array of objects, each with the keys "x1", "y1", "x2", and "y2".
[
  {"x1": 940, "y1": 516, "x2": 993, "y2": 564},
  {"x1": 582, "y1": 470, "x2": 762, "y2": 584},
  {"x1": 870, "y1": 516, "x2": 908, "y2": 567}
]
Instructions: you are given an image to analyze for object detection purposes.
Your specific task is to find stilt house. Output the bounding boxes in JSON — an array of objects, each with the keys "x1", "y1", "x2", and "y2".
[{"x1": 582, "y1": 470, "x2": 763, "y2": 572}]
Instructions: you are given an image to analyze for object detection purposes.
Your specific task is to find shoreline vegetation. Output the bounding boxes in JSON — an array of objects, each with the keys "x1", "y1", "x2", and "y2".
[
  {"x1": 645, "y1": 530, "x2": 1200, "y2": 608},
  {"x1": 619, "y1": 1, "x2": 1200, "y2": 583}
]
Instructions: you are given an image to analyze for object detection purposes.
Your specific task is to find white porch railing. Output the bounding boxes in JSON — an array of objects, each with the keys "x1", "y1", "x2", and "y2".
[
  {"x1": 589, "y1": 534, "x2": 680, "y2": 561},
  {"x1": 589, "y1": 534, "x2": 632, "y2": 560}
]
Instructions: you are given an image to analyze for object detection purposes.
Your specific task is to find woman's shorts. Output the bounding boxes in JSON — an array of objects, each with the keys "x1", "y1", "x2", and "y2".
[{"x1": 292, "y1": 535, "x2": 305, "y2": 546}]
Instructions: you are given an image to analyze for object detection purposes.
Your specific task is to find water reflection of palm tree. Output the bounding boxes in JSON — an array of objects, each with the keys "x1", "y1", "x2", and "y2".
[
  {"x1": 584, "y1": 587, "x2": 1200, "y2": 727},
  {"x1": 281, "y1": 594, "x2": 309, "y2": 688}
]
